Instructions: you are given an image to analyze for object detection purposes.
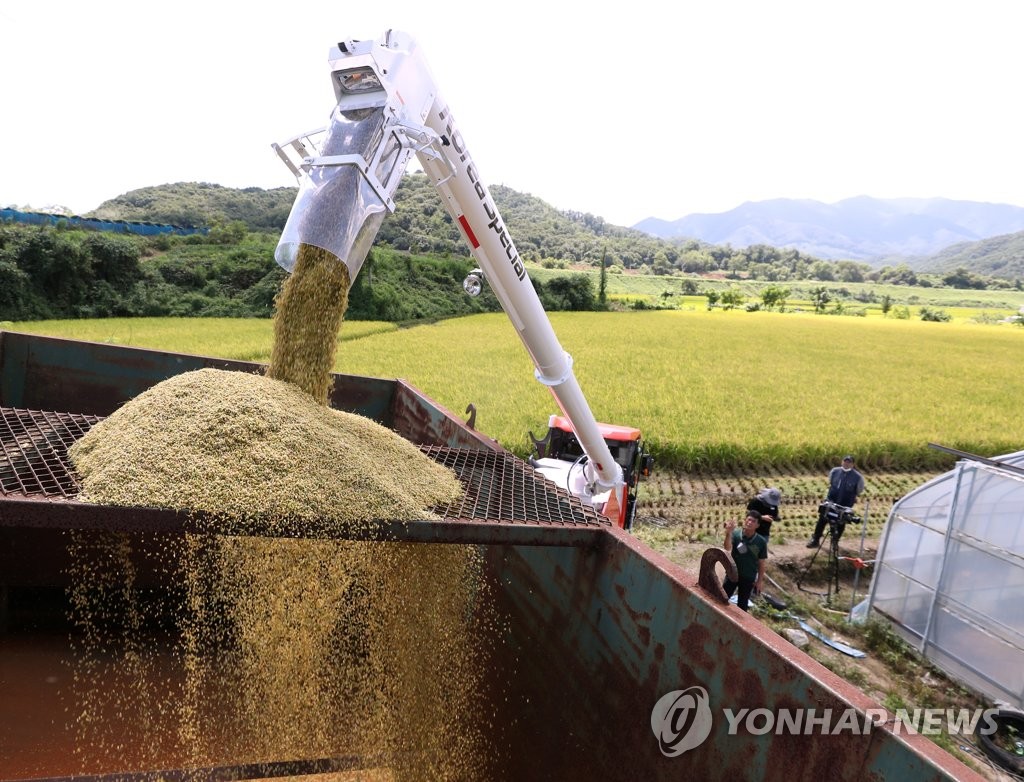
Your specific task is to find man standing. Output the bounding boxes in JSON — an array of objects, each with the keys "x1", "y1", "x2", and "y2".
[
  {"x1": 806, "y1": 455, "x2": 865, "y2": 548},
  {"x1": 747, "y1": 486, "x2": 781, "y2": 539},
  {"x1": 723, "y1": 511, "x2": 768, "y2": 611}
]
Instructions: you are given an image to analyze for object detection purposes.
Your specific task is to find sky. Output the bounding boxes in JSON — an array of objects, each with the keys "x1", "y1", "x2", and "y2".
[{"x1": 2, "y1": 0, "x2": 1022, "y2": 228}]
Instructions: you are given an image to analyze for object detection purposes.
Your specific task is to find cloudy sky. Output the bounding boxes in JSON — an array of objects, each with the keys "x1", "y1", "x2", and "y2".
[{"x1": 2, "y1": 0, "x2": 1021, "y2": 227}]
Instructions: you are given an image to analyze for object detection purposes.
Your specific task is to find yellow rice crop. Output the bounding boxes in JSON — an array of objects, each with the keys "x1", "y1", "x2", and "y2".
[{"x1": 20, "y1": 306, "x2": 1024, "y2": 470}]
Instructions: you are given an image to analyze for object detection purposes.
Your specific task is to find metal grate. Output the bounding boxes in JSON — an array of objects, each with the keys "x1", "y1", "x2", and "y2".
[
  {"x1": 422, "y1": 446, "x2": 608, "y2": 527},
  {"x1": 0, "y1": 408, "x2": 101, "y2": 497},
  {"x1": 0, "y1": 408, "x2": 608, "y2": 528}
]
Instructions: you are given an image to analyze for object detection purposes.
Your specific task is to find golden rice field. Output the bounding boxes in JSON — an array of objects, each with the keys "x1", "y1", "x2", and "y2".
[
  {"x1": 7, "y1": 308, "x2": 1024, "y2": 471},
  {"x1": 4, "y1": 317, "x2": 397, "y2": 364}
]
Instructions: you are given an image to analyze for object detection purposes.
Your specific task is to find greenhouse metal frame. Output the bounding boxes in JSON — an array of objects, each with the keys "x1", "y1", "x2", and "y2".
[{"x1": 867, "y1": 448, "x2": 1024, "y2": 709}]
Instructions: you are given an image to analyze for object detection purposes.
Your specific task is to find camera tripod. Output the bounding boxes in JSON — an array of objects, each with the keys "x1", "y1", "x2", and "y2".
[{"x1": 797, "y1": 502, "x2": 859, "y2": 606}]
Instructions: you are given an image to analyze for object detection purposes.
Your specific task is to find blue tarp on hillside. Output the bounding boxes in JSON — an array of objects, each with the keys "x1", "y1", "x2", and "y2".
[{"x1": 0, "y1": 207, "x2": 207, "y2": 237}]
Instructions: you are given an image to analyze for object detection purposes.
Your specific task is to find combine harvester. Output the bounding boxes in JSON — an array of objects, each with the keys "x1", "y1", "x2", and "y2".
[{"x1": 0, "y1": 30, "x2": 984, "y2": 782}]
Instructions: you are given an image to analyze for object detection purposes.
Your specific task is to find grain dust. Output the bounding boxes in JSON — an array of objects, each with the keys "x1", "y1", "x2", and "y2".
[{"x1": 65, "y1": 242, "x2": 497, "y2": 779}]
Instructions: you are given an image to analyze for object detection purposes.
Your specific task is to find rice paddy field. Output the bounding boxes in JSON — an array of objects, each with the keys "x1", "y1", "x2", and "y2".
[
  {"x1": 530, "y1": 266, "x2": 1024, "y2": 315},
  {"x1": 9, "y1": 308, "x2": 1024, "y2": 474}
]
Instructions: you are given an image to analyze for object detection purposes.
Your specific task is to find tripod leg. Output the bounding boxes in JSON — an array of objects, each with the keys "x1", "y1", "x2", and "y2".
[
  {"x1": 830, "y1": 533, "x2": 841, "y2": 598},
  {"x1": 797, "y1": 535, "x2": 827, "y2": 595}
]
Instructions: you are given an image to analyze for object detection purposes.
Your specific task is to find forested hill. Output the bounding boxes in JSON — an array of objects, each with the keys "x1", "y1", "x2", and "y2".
[
  {"x1": 6, "y1": 177, "x2": 1024, "y2": 324},
  {"x1": 91, "y1": 183, "x2": 297, "y2": 232},
  {"x1": 907, "y1": 231, "x2": 1024, "y2": 279},
  {"x1": 90, "y1": 177, "x2": 677, "y2": 271},
  {"x1": 75, "y1": 179, "x2": 1024, "y2": 284}
]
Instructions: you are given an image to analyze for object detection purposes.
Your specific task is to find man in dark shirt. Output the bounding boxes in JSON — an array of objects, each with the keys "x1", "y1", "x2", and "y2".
[
  {"x1": 747, "y1": 486, "x2": 781, "y2": 538},
  {"x1": 806, "y1": 455, "x2": 865, "y2": 548},
  {"x1": 723, "y1": 511, "x2": 768, "y2": 611}
]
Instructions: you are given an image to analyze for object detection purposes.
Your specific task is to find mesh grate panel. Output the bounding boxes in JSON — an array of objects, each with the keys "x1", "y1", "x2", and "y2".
[
  {"x1": 0, "y1": 408, "x2": 608, "y2": 527},
  {"x1": 0, "y1": 408, "x2": 101, "y2": 497},
  {"x1": 421, "y1": 446, "x2": 608, "y2": 526}
]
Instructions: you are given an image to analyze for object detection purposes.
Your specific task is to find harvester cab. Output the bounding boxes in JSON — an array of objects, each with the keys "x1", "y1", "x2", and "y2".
[
  {"x1": 272, "y1": 29, "x2": 649, "y2": 529},
  {"x1": 529, "y1": 416, "x2": 654, "y2": 530}
]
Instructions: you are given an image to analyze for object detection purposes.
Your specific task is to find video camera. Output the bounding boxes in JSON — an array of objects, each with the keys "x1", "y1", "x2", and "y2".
[{"x1": 817, "y1": 500, "x2": 860, "y2": 540}]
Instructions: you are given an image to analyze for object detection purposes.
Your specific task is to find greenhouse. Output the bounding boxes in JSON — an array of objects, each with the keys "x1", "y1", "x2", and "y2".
[{"x1": 867, "y1": 448, "x2": 1024, "y2": 709}]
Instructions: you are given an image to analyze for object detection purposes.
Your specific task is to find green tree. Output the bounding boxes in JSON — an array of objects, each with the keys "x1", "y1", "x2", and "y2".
[
  {"x1": 919, "y1": 306, "x2": 952, "y2": 322},
  {"x1": 835, "y1": 261, "x2": 869, "y2": 283},
  {"x1": 878, "y1": 264, "x2": 918, "y2": 286},
  {"x1": 942, "y1": 266, "x2": 987, "y2": 290},
  {"x1": 542, "y1": 275, "x2": 596, "y2": 311},
  {"x1": 891, "y1": 305, "x2": 911, "y2": 319},
  {"x1": 652, "y1": 250, "x2": 672, "y2": 275},
  {"x1": 809, "y1": 286, "x2": 831, "y2": 313},
  {"x1": 207, "y1": 220, "x2": 249, "y2": 245},
  {"x1": 0, "y1": 259, "x2": 39, "y2": 318},
  {"x1": 719, "y1": 286, "x2": 745, "y2": 310},
  {"x1": 84, "y1": 234, "x2": 142, "y2": 288},
  {"x1": 15, "y1": 229, "x2": 92, "y2": 310},
  {"x1": 810, "y1": 262, "x2": 836, "y2": 281},
  {"x1": 678, "y1": 249, "x2": 711, "y2": 273},
  {"x1": 760, "y1": 284, "x2": 790, "y2": 311}
]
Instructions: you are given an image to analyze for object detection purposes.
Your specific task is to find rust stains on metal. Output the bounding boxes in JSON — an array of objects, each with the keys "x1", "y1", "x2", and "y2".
[{"x1": 391, "y1": 379, "x2": 501, "y2": 450}]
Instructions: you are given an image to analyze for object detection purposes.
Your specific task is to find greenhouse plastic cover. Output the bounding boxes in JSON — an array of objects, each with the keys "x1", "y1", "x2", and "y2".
[{"x1": 868, "y1": 450, "x2": 1024, "y2": 708}]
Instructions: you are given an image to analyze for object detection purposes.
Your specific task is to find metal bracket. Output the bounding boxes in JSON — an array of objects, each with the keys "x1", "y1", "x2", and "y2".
[
  {"x1": 534, "y1": 352, "x2": 574, "y2": 387},
  {"x1": 698, "y1": 547, "x2": 736, "y2": 605},
  {"x1": 303, "y1": 153, "x2": 397, "y2": 212},
  {"x1": 271, "y1": 127, "x2": 328, "y2": 179}
]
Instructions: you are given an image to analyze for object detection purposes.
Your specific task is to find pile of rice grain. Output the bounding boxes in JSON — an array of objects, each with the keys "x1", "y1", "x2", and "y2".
[
  {"x1": 68, "y1": 367, "x2": 462, "y2": 528},
  {"x1": 64, "y1": 241, "x2": 493, "y2": 779}
]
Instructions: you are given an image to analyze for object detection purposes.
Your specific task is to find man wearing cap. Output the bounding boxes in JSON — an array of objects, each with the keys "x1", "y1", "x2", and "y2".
[
  {"x1": 806, "y1": 455, "x2": 865, "y2": 548},
  {"x1": 747, "y1": 486, "x2": 782, "y2": 538}
]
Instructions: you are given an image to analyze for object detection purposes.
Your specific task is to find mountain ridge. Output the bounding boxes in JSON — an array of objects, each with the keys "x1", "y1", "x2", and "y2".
[
  {"x1": 633, "y1": 196, "x2": 1024, "y2": 263},
  {"x1": 23, "y1": 182, "x2": 1024, "y2": 280}
]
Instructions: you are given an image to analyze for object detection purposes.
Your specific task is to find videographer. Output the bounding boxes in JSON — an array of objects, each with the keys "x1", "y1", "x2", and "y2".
[{"x1": 806, "y1": 455, "x2": 865, "y2": 548}]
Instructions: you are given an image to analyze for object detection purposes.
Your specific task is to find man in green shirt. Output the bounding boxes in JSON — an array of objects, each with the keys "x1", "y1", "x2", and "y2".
[{"x1": 723, "y1": 510, "x2": 769, "y2": 611}]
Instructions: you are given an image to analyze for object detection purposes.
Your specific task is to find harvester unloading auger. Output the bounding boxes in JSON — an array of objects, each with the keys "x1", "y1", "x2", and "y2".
[{"x1": 272, "y1": 29, "x2": 651, "y2": 528}]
